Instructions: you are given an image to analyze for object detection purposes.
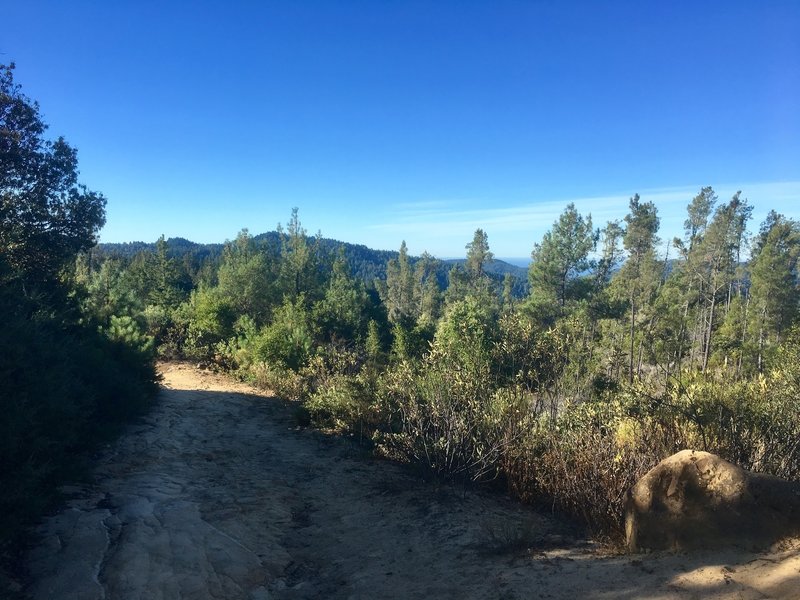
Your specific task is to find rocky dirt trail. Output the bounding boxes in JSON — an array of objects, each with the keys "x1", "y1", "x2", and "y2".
[{"x1": 24, "y1": 363, "x2": 800, "y2": 599}]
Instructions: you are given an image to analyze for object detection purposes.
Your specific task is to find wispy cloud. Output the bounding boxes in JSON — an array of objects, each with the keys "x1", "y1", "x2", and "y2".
[{"x1": 367, "y1": 181, "x2": 800, "y2": 257}]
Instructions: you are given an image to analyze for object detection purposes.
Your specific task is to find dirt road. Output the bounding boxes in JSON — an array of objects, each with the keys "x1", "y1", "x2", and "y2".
[{"x1": 25, "y1": 363, "x2": 800, "y2": 599}]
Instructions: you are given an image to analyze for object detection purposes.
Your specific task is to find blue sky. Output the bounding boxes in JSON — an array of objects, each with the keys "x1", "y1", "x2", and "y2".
[{"x1": 3, "y1": 1, "x2": 799, "y2": 259}]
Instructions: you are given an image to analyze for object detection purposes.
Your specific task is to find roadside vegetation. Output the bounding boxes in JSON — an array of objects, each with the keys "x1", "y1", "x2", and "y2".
[
  {"x1": 83, "y1": 196, "x2": 800, "y2": 543},
  {"x1": 4, "y1": 59, "x2": 799, "y2": 553},
  {"x1": 0, "y1": 63, "x2": 157, "y2": 577}
]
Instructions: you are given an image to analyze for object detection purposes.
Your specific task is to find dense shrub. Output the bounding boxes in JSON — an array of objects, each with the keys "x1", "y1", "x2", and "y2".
[
  {"x1": 501, "y1": 354, "x2": 800, "y2": 543},
  {"x1": 306, "y1": 370, "x2": 380, "y2": 437},
  {"x1": 249, "y1": 297, "x2": 315, "y2": 370},
  {"x1": 0, "y1": 63, "x2": 159, "y2": 568},
  {"x1": 379, "y1": 360, "x2": 531, "y2": 483},
  {"x1": 0, "y1": 306, "x2": 157, "y2": 548},
  {"x1": 377, "y1": 298, "x2": 529, "y2": 482},
  {"x1": 503, "y1": 398, "x2": 665, "y2": 543},
  {"x1": 620, "y1": 368, "x2": 800, "y2": 480},
  {"x1": 247, "y1": 360, "x2": 308, "y2": 401}
]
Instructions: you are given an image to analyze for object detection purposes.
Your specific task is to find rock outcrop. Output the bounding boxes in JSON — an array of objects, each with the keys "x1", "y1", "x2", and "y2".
[{"x1": 625, "y1": 449, "x2": 800, "y2": 552}]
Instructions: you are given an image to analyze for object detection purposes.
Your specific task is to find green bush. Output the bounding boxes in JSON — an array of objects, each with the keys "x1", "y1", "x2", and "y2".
[
  {"x1": 182, "y1": 286, "x2": 237, "y2": 360},
  {"x1": 501, "y1": 356, "x2": 800, "y2": 543},
  {"x1": 246, "y1": 360, "x2": 308, "y2": 401},
  {"x1": 620, "y1": 369, "x2": 800, "y2": 479},
  {"x1": 0, "y1": 310, "x2": 157, "y2": 548},
  {"x1": 380, "y1": 360, "x2": 532, "y2": 483},
  {"x1": 250, "y1": 297, "x2": 314, "y2": 370},
  {"x1": 306, "y1": 371, "x2": 379, "y2": 436}
]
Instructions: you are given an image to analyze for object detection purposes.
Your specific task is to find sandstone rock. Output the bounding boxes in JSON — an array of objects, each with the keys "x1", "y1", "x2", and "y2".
[{"x1": 625, "y1": 449, "x2": 800, "y2": 552}]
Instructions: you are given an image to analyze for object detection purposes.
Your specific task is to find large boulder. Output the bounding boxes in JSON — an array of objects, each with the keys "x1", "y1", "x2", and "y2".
[{"x1": 625, "y1": 449, "x2": 800, "y2": 552}]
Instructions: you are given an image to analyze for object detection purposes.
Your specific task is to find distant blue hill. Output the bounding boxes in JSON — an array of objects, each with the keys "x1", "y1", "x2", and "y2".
[
  {"x1": 442, "y1": 258, "x2": 528, "y2": 280},
  {"x1": 497, "y1": 257, "x2": 532, "y2": 269}
]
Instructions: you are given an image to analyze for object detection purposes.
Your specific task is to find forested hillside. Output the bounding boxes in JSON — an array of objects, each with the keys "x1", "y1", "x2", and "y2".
[
  {"x1": 97, "y1": 233, "x2": 529, "y2": 294},
  {"x1": 0, "y1": 63, "x2": 157, "y2": 571},
  {"x1": 79, "y1": 190, "x2": 800, "y2": 541}
]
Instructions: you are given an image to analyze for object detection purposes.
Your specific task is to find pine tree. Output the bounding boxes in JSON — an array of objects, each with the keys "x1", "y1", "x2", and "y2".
[
  {"x1": 217, "y1": 229, "x2": 275, "y2": 324},
  {"x1": 748, "y1": 212, "x2": 800, "y2": 371},
  {"x1": 413, "y1": 251, "x2": 442, "y2": 326},
  {"x1": 149, "y1": 235, "x2": 184, "y2": 310},
  {"x1": 611, "y1": 195, "x2": 660, "y2": 382},
  {"x1": 465, "y1": 228, "x2": 493, "y2": 280},
  {"x1": 278, "y1": 208, "x2": 322, "y2": 302},
  {"x1": 684, "y1": 186, "x2": 716, "y2": 252},
  {"x1": 676, "y1": 191, "x2": 751, "y2": 372},
  {"x1": 528, "y1": 203, "x2": 597, "y2": 309},
  {"x1": 382, "y1": 241, "x2": 416, "y2": 325},
  {"x1": 313, "y1": 250, "x2": 369, "y2": 342}
]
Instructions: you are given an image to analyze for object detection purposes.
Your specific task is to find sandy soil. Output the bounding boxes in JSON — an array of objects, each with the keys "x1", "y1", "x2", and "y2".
[{"x1": 24, "y1": 362, "x2": 800, "y2": 599}]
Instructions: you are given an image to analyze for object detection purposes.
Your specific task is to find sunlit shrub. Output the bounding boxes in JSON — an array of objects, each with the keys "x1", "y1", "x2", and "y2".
[
  {"x1": 629, "y1": 370, "x2": 800, "y2": 479},
  {"x1": 248, "y1": 361, "x2": 308, "y2": 401},
  {"x1": 102, "y1": 314, "x2": 154, "y2": 356},
  {"x1": 250, "y1": 297, "x2": 314, "y2": 370},
  {"x1": 503, "y1": 397, "x2": 662, "y2": 543},
  {"x1": 306, "y1": 371, "x2": 380, "y2": 436}
]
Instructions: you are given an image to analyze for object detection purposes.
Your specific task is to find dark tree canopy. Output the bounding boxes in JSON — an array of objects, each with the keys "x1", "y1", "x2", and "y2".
[{"x1": 0, "y1": 63, "x2": 106, "y2": 290}]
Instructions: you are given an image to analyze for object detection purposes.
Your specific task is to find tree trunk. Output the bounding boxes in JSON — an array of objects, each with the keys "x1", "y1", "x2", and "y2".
[
  {"x1": 757, "y1": 307, "x2": 766, "y2": 374},
  {"x1": 738, "y1": 292, "x2": 750, "y2": 377},
  {"x1": 702, "y1": 291, "x2": 717, "y2": 373},
  {"x1": 629, "y1": 286, "x2": 637, "y2": 384}
]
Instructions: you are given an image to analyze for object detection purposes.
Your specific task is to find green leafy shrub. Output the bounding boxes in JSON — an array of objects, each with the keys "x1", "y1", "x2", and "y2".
[
  {"x1": 103, "y1": 314, "x2": 154, "y2": 356},
  {"x1": 0, "y1": 311, "x2": 157, "y2": 548},
  {"x1": 247, "y1": 360, "x2": 308, "y2": 401},
  {"x1": 182, "y1": 286, "x2": 236, "y2": 360},
  {"x1": 306, "y1": 371, "x2": 379, "y2": 436},
  {"x1": 502, "y1": 351, "x2": 800, "y2": 543},
  {"x1": 378, "y1": 298, "x2": 523, "y2": 482},
  {"x1": 250, "y1": 297, "x2": 314, "y2": 370},
  {"x1": 380, "y1": 359, "x2": 531, "y2": 483},
  {"x1": 621, "y1": 368, "x2": 800, "y2": 479}
]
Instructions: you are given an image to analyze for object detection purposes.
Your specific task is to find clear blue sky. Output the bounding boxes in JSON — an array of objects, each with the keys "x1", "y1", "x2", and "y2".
[{"x1": 4, "y1": 1, "x2": 799, "y2": 259}]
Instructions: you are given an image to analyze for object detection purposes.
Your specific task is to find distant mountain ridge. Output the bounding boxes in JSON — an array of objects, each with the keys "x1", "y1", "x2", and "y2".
[
  {"x1": 442, "y1": 258, "x2": 527, "y2": 280},
  {"x1": 98, "y1": 233, "x2": 529, "y2": 294}
]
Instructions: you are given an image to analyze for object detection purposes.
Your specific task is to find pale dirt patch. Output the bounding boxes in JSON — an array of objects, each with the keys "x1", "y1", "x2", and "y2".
[{"x1": 24, "y1": 362, "x2": 800, "y2": 599}]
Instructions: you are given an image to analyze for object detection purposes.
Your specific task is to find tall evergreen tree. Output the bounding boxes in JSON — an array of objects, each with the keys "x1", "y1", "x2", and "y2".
[
  {"x1": 465, "y1": 228, "x2": 495, "y2": 300},
  {"x1": 676, "y1": 191, "x2": 751, "y2": 371},
  {"x1": 314, "y1": 250, "x2": 370, "y2": 342},
  {"x1": 528, "y1": 203, "x2": 597, "y2": 308},
  {"x1": 595, "y1": 220, "x2": 625, "y2": 287},
  {"x1": 612, "y1": 195, "x2": 660, "y2": 382},
  {"x1": 278, "y1": 208, "x2": 322, "y2": 302},
  {"x1": 465, "y1": 228, "x2": 493, "y2": 280},
  {"x1": 749, "y1": 212, "x2": 800, "y2": 371},
  {"x1": 684, "y1": 186, "x2": 717, "y2": 252},
  {"x1": 413, "y1": 251, "x2": 442, "y2": 326},
  {"x1": 149, "y1": 235, "x2": 184, "y2": 309},
  {"x1": 217, "y1": 229, "x2": 275, "y2": 324},
  {"x1": 382, "y1": 241, "x2": 416, "y2": 325}
]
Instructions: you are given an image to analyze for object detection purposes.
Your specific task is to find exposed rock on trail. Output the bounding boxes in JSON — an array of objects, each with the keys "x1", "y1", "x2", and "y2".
[
  {"x1": 626, "y1": 449, "x2": 800, "y2": 552},
  {"x1": 24, "y1": 363, "x2": 800, "y2": 599}
]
